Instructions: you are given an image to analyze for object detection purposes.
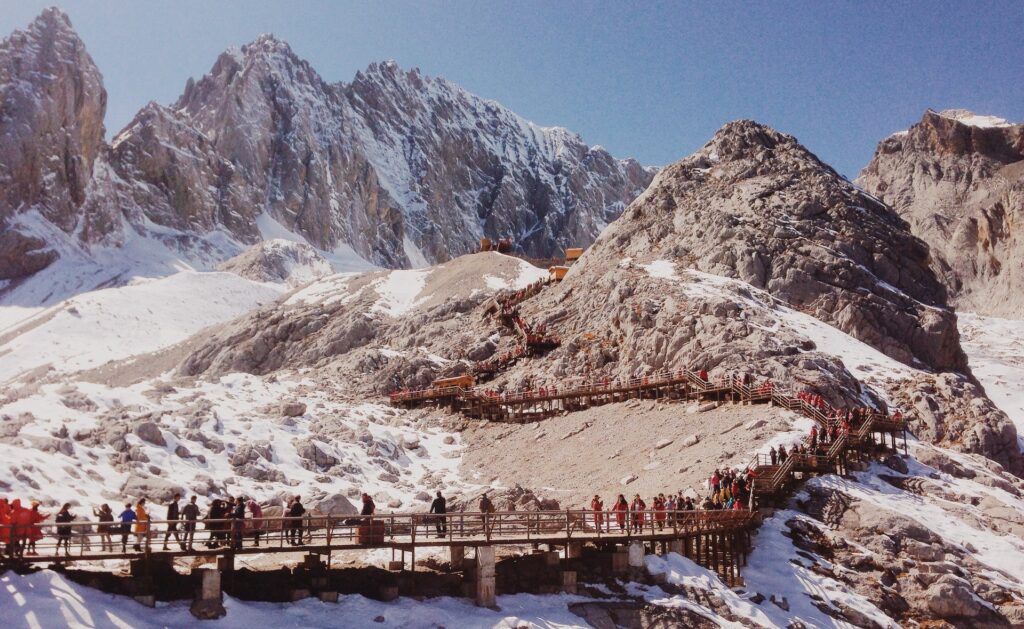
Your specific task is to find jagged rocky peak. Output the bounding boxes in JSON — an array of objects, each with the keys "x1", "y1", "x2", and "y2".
[
  {"x1": 579, "y1": 119, "x2": 966, "y2": 373},
  {"x1": 858, "y1": 109, "x2": 1024, "y2": 317},
  {"x1": 2, "y1": 9, "x2": 651, "y2": 292},
  {"x1": 343, "y1": 60, "x2": 653, "y2": 263},
  {"x1": 0, "y1": 7, "x2": 107, "y2": 279}
]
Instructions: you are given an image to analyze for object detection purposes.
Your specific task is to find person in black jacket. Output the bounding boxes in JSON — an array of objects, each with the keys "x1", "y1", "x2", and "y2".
[
  {"x1": 181, "y1": 496, "x2": 200, "y2": 550},
  {"x1": 231, "y1": 497, "x2": 246, "y2": 549},
  {"x1": 287, "y1": 496, "x2": 305, "y2": 546},
  {"x1": 55, "y1": 503, "x2": 75, "y2": 556},
  {"x1": 205, "y1": 499, "x2": 225, "y2": 548},
  {"x1": 163, "y1": 493, "x2": 182, "y2": 551},
  {"x1": 360, "y1": 494, "x2": 376, "y2": 517},
  {"x1": 429, "y1": 491, "x2": 447, "y2": 538}
]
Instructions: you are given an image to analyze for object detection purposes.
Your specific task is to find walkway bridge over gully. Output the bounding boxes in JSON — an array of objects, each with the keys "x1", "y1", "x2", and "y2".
[{"x1": 2, "y1": 508, "x2": 757, "y2": 611}]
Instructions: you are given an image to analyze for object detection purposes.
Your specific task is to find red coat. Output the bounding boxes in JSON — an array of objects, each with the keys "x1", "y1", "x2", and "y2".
[
  {"x1": 612, "y1": 501, "x2": 628, "y2": 526},
  {"x1": 630, "y1": 500, "x2": 646, "y2": 524},
  {"x1": 591, "y1": 499, "x2": 604, "y2": 525},
  {"x1": 30, "y1": 507, "x2": 46, "y2": 541},
  {"x1": 654, "y1": 500, "x2": 667, "y2": 522},
  {"x1": 0, "y1": 500, "x2": 9, "y2": 544},
  {"x1": 10, "y1": 500, "x2": 35, "y2": 541}
]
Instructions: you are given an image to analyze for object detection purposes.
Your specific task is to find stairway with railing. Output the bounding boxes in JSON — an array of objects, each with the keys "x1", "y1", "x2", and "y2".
[{"x1": 391, "y1": 367, "x2": 907, "y2": 504}]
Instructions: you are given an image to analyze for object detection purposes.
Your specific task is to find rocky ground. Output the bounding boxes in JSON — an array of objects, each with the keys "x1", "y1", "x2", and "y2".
[{"x1": 461, "y1": 400, "x2": 804, "y2": 509}]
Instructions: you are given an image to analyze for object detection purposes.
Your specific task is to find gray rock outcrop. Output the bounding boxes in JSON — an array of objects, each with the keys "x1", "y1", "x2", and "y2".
[
  {"x1": 579, "y1": 120, "x2": 965, "y2": 373},
  {"x1": 858, "y1": 109, "x2": 1024, "y2": 317}
]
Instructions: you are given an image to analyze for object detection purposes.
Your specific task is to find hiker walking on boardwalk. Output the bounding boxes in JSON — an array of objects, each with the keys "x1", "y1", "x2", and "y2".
[
  {"x1": 769, "y1": 446, "x2": 777, "y2": 466},
  {"x1": 478, "y1": 493, "x2": 495, "y2": 536},
  {"x1": 287, "y1": 496, "x2": 306, "y2": 546},
  {"x1": 612, "y1": 495, "x2": 628, "y2": 532},
  {"x1": 134, "y1": 499, "x2": 150, "y2": 551},
  {"x1": 430, "y1": 491, "x2": 447, "y2": 538},
  {"x1": 778, "y1": 444, "x2": 788, "y2": 464},
  {"x1": 26, "y1": 501, "x2": 45, "y2": 556},
  {"x1": 231, "y1": 497, "x2": 246, "y2": 549},
  {"x1": 93, "y1": 504, "x2": 114, "y2": 552},
  {"x1": 248, "y1": 499, "x2": 264, "y2": 547},
  {"x1": 163, "y1": 493, "x2": 183, "y2": 551},
  {"x1": 0, "y1": 499, "x2": 9, "y2": 556},
  {"x1": 118, "y1": 503, "x2": 137, "y2": 552},
  {"x1": 590, "y1": 495, "x2": 604, "y2": 531},
  {"x1": 654, "y1": 494, "x2": 667, "y2": 530},
  {"x1": 205, "y1": 499, "x2": 227, "y2": 547},
  {"x1": 630, "y1": 494, "x2": 646, "y2": 533},
  {"x1": 55, "y1": 503, "x2": 75, "y2": 556},
  {"x1": 181, "y1": 496, "x2": 199, "y2": 550}
]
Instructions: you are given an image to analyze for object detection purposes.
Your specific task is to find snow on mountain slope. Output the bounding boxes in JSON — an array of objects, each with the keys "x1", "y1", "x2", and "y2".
[
  {"x1": 959, "y1": 313, "x2": 1024, "y2": 437},
  {"x1": 0, "y1": 271, "x2": 285, "y2": 383}
]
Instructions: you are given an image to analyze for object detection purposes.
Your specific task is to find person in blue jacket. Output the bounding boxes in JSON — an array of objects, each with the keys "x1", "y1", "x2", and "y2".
[{"x1": 118, "y1": 503, "x2": 137, "y2": 552}]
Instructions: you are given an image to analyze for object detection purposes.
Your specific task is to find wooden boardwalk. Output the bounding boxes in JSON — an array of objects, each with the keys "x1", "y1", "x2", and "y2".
[
  {"x1": 1, "y1": 509, "x2": 757, "y2": 584},
  {"x1": 392, "y1": 369, "x2": 906, "y2": 498}
]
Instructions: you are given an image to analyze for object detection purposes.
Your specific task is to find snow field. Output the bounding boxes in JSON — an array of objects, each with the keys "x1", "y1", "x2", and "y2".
[{"x1": 0, "y1": 272, "x2": 286, "y2": 383}]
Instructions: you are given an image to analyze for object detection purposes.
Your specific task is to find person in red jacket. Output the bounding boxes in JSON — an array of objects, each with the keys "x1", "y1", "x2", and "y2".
[
  {"x1": 27, "y1": 501, "x2": 46, "y2": 556},
  {"x1": 654, "y1": 494, "x2": 667, "y2": 530},
  {"x1": 590, "y1": 495, "x2": 604, "y2": 531},
  {"x1": 0, "y1": 498, "x2": 10, "y2": 550},
  {"x1": 9, "y1": 499, "x2": 34, "y2": 558},
  {"x1": 612, "y1": 495, "x2": 628, "y2": 532}
]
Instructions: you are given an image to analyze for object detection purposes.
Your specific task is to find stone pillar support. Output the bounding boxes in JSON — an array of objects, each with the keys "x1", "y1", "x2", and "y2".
[
  {"x1": 449, "y1": 545, "x2": 465, "y2": 571},
  {"x1": 475, "y1": 546, "x2": 496, "y2": 608},
  {"x1": 190, "y1": 568, "x2": 226, "y2": 620},
  {"x1": 566, "y1": 541, "x2": 583, "y2": 559}
]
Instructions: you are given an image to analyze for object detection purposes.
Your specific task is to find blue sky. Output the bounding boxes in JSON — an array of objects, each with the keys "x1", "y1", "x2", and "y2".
[{"x1": 3, "y1": 1, "x2": 1022, "y2": 177}]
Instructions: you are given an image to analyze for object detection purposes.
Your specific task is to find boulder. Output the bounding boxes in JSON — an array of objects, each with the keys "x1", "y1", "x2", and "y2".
[
  {"x1": 281, "y1": 402, "x2": 307, "y2": 417},
  {"x1": 122, "y1": 475, "x2": 185, "y2": 503},
  {"x1": 924, "y1": 575, "x2": 983, "y2": 619},
  {"x1": 134, "y1": 421, "x2": 166, "y2": 447},
  {"x1": 311, "y1": 493, "x2": 358, "y2": 517}
]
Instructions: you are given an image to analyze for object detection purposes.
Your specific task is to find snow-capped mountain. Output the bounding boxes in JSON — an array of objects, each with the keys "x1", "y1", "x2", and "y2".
[
  {"x1": 858, "y1": 109, "x2": 1024, "y2": 317},
  {"x1": 0, "y1": 9, "x2": 653, "y2": 306}
]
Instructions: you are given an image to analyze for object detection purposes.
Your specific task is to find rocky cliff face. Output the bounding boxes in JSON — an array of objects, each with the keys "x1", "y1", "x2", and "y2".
[
  {"x1": 0, "y1": 10, "x2": 652, "y2": 284},
  {"x1": 573, "y1": 120, "x2": 966, "y2": 373},
  {"x1": 0, "y1": 8, "x2": 106, "y2": 279},
  {"x1": 858, "y1": 109, "x2": 1024, "y2": 317}
]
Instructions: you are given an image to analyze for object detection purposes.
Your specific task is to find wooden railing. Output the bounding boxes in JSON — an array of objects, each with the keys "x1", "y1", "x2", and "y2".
[{"x1": 0, "y1": 509, "x2": 757, "y2": 564}]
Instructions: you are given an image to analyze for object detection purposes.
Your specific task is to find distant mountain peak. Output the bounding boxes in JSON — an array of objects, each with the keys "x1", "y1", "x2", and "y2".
[
  {"x1": 0, "y1": 8, "x2": 652, "y2": 297},
  {"x1": 934, "y1": 108, "x2": 1014, "y2": 129}
]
